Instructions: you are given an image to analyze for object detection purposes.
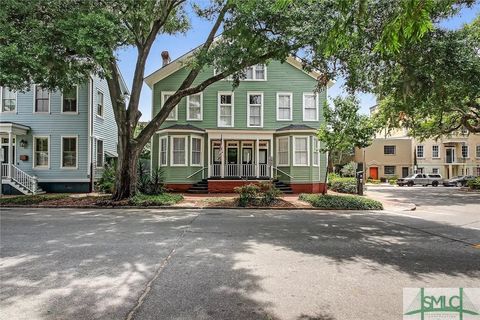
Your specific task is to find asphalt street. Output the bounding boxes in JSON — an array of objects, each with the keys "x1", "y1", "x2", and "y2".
[{"x1": 1, "y1": 204, "x2": 479, "y2": 320}]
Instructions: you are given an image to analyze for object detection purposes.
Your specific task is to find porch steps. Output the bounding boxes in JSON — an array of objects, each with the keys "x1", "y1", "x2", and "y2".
[
  {"x1": 273, "y1": 179, "x2": 293, "y2": 194},
  {"x1": 4, "y1": 180, "x2": 46, "y2": 195},
  {"x1": 187, "y1": 179, "x2": 209, "y2": 194}
]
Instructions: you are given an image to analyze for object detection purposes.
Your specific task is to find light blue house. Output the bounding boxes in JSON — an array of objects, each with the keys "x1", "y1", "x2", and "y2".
[{"x1": 0, "y1": 75, "x2": 127, "y2": 194}]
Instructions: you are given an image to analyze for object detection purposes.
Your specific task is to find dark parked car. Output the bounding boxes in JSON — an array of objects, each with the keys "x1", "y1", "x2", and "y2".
[{"x1": 443, "y1": 175, "x2": 476, "y2": 187}]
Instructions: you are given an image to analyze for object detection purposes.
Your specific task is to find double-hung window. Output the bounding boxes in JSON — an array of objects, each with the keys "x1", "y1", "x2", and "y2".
[
  {"x1": 62, "y1": 86, "x2": 78, "y2": 113},
  {"x1": 293, "y1": 137, "x2": 309, "y2": 166},
  {"x1": 162, "y1": 92, "x2": 178, "y2": 121},
  {"x1": 35, "y1": 86, "x2": 49, "y2": 113},
  {"x1": 277, "y1": 137, "x2": 289, "y2": 166},
  {"x1": 462, "y1": 145, "x2": 469, "y2": 158},
  {"x1": 247, "y1": 92, "x2": 263, "y2": 127},
  {"x1": 61, "y1": 136, "x2": 77, "y2": 168},
  {"x1": 34, "y1": 137, "x2": 49, "y2": 168},
  {"x1": 96, "y1": 140, "x2": 104, "y2": 168},
  {"x1": 97, "y1": 91, "x2": 104, "y2": 117},
  {"x1": 416, "y1": 145, "x2": 424, "y2": 158},
  {"x1": 191, "y1": 137, "x2": 202, "y2": 166},
  {"x1": 171, "y1": 136, "x2": 187, "y2": 166},
  {"x1": 384, "y1": 145, "x2": 396, "y2": 155},
  {"x1": 187, "y1": 93, "x2": 202, "y2": 121},
  {"x1": 1, "y1": 87, "x2": 16, "y2": 112},
  {"x1": 313, "y1": 140, "x2": 319, "y2": 166},
  {"x1": 432, "y1": 145, "x2": 439, "y2": 158},
  {"x1": 159, "y1": 137, "x2": 168, "y2": 166},
  {"x1": 244, "y1": 64, "x2": 266, "y2": 80},
  {"x1": 384, "y1": 166, "x2": 395, "y2": 175},
  {"x1": 218, "y1": 93, "x2": 234, "y2": 127},
  {"x1": 303, "y1": 93, "x2": 317, "y2": 121},
  {"x1": 277, "y1": 92, "x2": 292, "y2": 121},
  {"x1": 476, "y1": 145, "x2": 480, "y2": 158}
]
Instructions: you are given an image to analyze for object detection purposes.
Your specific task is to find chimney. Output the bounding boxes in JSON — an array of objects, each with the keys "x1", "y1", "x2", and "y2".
[{"x1": 161, "y1": 51, "x2": 170, "y2": 67}]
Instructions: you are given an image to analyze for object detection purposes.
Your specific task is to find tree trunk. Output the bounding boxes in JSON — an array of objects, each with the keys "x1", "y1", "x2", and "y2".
[{"x1": 112, "y1": 133, "x2": 139, "y2": 200}]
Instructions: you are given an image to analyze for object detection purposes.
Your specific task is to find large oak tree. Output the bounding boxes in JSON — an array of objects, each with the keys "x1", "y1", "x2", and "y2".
[{"x1": 0, "y1": 0, "x2": 466, "y2": 199}]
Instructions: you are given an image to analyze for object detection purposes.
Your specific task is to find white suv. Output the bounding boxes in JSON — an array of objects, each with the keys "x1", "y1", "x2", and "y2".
[{"x1": 397, "y1": 173, "x2": 443, "y2": 187}]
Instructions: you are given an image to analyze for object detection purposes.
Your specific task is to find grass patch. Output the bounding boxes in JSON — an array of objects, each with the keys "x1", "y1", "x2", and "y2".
[
  {"x1": 129, "y1": 193, "x2": 183, "y2": 206},
  {"x1": 0, "y1": 194, "x2": 69, "y2": 206},
  {"x1": 299, "y1": 194, "x2": 383, "y2": 210}
]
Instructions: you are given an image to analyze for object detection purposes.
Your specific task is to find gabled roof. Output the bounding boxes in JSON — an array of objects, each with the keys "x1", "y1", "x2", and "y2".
[
  {"x1": 144, "y1": 49, "x2": 334, "y2": 89},
  {"x1": 277, "y1": 124, "x2": 317, "y2": 132},
  {"x1": 159, "y1": 124, "x2": 205, "y2": 132}
]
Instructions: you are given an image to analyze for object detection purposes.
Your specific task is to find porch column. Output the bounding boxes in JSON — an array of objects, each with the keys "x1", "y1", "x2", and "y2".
[
  {"x1": 270, "y1": 138, "x2": 274, "y2": 178},
  {"x1": 221, "y1": 140, "x2": 225, "y2": 178},
  {"x1": 207, "y1": 138, "x2": 211, "y2": 178},
  {"x1": 7, "y1": 132, "x2": 13, "y2": 178},
  {"x1": 256, "y1": 138, "x2": 260, "y2": 178}
]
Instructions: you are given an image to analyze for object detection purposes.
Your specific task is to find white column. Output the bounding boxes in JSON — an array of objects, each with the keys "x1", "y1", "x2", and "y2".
[
  {"x1": 7, "y1": 132, "x2": 13, "y2": 178},
  {"x1": 256, "y1": 138, "x2": 260, "y2": 178},
  {"x1": 207, "y1": 138, "x2": 211, "y2": 178},
  {"x1": 221, "y1": 140, "x2": 225, "y2": 178},
  {"x1": 269, "y1": 138, "x2": 274, "y2": 178}
]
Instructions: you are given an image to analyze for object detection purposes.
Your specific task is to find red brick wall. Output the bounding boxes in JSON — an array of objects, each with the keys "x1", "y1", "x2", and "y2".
[
  {"x1": 290, "y1": 183, "x2": 327, "y2": 194},
  {"x1": 165, "y1": 184, "x2": 193, "y2": 192},
  {"x1": 208, "y1": 180, "x2": 261, "y2": 193}
]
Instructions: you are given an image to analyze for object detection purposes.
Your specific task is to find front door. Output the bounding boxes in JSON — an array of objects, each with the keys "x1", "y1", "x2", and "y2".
[
  {"x1": 369, "y1": 167, "x2": 378, "y2": 180},
  {"x1": 446, "y1": 148, "x2": 455, "y2": 163},
  {"x1": 402, "y1": 167, "x2": 409, "y2": 178},
  {"x1": 259, "y1": 149, "x2": 267, "y2": 176},
  {"x1": 227, "y1": 147, "x2": 238, "y2": 176},
  {"x1": 242, "y1": 148, "x2": 253, "y2": 176}
]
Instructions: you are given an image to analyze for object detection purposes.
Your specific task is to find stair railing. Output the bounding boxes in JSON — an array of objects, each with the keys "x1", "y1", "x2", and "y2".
[
  {"x1": 10, "y1": 165, "x2": 39, "y2": 194},
  {"x1": 272, "y1": 166, "x2": 294, "y2": 179},
  {"x1": 186, "y1": 167, "x2": 208, "y2": 179}
]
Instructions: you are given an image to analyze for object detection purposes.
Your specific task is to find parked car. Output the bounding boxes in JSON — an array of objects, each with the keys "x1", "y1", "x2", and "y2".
[
  {"x1": 443, "y1": 175, "x2": 476, "y2": 187},
  {"x1": 397, "y1": 173, "x2": 443, "y2": 187}
]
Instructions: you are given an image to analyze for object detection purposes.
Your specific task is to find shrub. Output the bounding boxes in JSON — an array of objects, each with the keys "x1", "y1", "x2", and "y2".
[
  {"x1": 329, "y1": 177, "x2": 357, "y2": 194},
  {"x1": 138, "y1": 165, "x2": 165, "y2": 195},
  {"x1": 96, "y1": 162, "x2": 116, "y2": 193},
  {"x1": 299, "y1": 194, "x2": 383, "y2": 210},
  {"x1": 367, "y1": 178, "x2": 381, "y2": 184},
  {"x1": 467, "y1": 177, "x2": 480, "y2": 190},
  {"x1": 234, "y1": 184, "x2": 260, "y2": 207},
  {"x1": 340, "y1": 161, "x2": 357, "y2": 177},
  {"x1": 388, "y1": 176, "x2": 398, "y2": 185},
  {"x1": 129, "y1": 193, "x2": 183, "y2": 206},
  {"x1": 257, "y1": 181, "x2": 282, "y2": 205}
]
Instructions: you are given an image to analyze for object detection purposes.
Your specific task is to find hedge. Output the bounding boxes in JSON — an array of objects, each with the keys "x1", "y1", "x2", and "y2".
[
  {"x1": 299, "y1": 194, "x2": 383, "y2": 210},
  {"x1": 328, "y1": 177, "x2": 357, "y2": 194},
  {"x1": 467, "y1": 177, "x2": 480, "y2": 190}
]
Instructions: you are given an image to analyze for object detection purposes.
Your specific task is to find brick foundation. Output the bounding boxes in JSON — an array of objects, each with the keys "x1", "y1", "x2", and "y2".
[
  {"x1": 208, "y1": 180, "x2": 259, "y2": 193},
  {"x1": 290, "y1": 183, "x2": 327, "y2": 194},
  {"x1": 165, "y1": 183, "x2": 193, "y2": 192}
]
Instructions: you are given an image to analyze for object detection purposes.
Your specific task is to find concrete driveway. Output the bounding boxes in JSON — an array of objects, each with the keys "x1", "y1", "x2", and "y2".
[
  {"x1": 366, "y1": 185, "x2": 480, "y2": 230},
  {"x1": 1, "y1": 207, "x2": 479, "y2": 320}
]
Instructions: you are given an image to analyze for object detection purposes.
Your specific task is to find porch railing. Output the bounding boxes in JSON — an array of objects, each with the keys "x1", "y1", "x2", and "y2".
[
  {"x1": 2, "y1": 164, "x2": 39, "y2": 194},
  {"x1": 209, "y1": 163, "x2": 271, "y2": 178}
]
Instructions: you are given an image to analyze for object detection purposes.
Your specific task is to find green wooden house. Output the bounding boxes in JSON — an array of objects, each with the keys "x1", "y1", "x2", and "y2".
[{"x1": 145, "y1": 53, "x2": 332, "y2": 193}]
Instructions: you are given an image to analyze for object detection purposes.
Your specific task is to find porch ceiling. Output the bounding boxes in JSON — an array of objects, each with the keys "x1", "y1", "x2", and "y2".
[{"x1": 0, "y1": 122, "x2": 30, "y2": 135}]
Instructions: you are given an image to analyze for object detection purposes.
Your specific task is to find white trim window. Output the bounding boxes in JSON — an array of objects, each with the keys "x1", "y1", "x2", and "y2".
[
  {"x1": 416, "y1": 145, "x2": 424, "y2": 158},
  {"x1": 313, "y1": 139, "x2": 320, "y2": 166},
  {"x1": 476, "y1": 145, "x2": 480, "y2": 159},
  {"x1": 293, "y1": 136, "x2": 309, "y2": 166},
  {"x1": 61, "y1": 136, "x2": 78, "y2": 169},
  {"x1": 1, "y1": 87, "x2": 16, "y2": 113},
  {"x1": 159, "y1": 136, "x2": 168, "y2": 166},
  {"x1": 191, "y1": 136, "x2": 203, "y2": 166},
  {"x1": 303, "y1": 93, "x2": 318, "y2": 121},
  {"x1": 247, "y1": 92, "x2": 263, "y2": 127},
  {"x1": 432, "y1": 145, "x2": 439, "y2": 158},
  {"x1": 245, "y1": 64, "x2": 266, "y2": 80},
  {"x1": 187, "y1": 93, "x2": 203, "y2": 121},
  {"x1": 218, "y1": 92, "x2": 234, "y2": 127},
  {"x1": 277, "y1": 137, "x2": 289, "y2": 166},
  {"x1": 62, "y1": 86, "x2": 78, "y2": 113},
  {"x1": 171, "y1": 136, "x2": 187, "y2": 166},
  {"x1": 33, "y1": 136, "x2": 50, "y2": 168},
  {"x1": 34, "y1": 86, "x2": 50, "y2": 113},
  {"x1": 461, "y1": 145, "x2": 469, "y2": 158},
  {"x1": 276, "y1": 92, "x2": 292, "y2": 121},
  {"x1": 97, "y1": 90, "x2": 104, "y2": 117},
  {"x1": 96, "y1": 139, "x2": 104, "y2": 168},
  {"x1": 162, "y1": 92, "x2": 178, "y2": 121}
]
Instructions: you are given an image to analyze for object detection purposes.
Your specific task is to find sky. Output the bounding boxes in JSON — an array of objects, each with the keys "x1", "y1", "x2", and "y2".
[{"x1": 116, "y1": 3, "x2": 479, "y2": 121}]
